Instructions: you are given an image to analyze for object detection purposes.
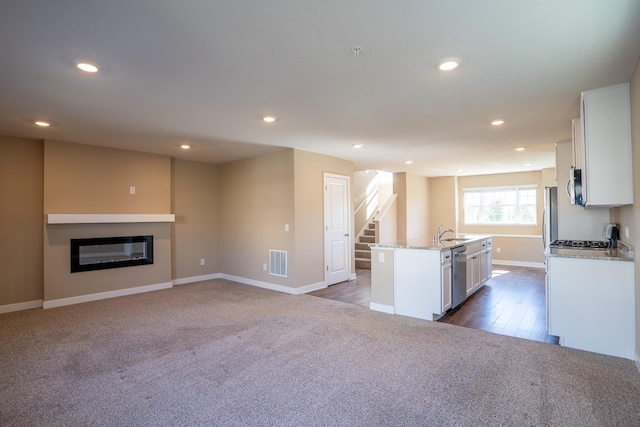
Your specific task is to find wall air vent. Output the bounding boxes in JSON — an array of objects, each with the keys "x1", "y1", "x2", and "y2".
[{"x1": 269, "y1": 250, "x2": 287, "y2": 277}]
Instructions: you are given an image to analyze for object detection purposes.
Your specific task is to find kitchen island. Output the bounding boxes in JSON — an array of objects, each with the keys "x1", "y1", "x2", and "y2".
[
  {"x1": 370, "y1": 235, "x2": 492, "y2": 321},
  {"x1": 545, "y1": 243, "x2": 635, "y2": 359}
]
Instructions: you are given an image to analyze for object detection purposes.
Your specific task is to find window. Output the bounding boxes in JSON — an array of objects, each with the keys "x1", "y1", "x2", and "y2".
[{"x1": 463, "y1": 186, "x2": 537, "y2": 225}]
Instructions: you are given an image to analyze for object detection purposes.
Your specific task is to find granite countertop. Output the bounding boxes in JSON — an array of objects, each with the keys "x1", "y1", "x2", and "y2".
[
  {"x1": 545, "y1": 242, "x2": 634, "y2": 262},
  {"x1": 372, "y1": 234, "x2": 491, "y2": 252}
]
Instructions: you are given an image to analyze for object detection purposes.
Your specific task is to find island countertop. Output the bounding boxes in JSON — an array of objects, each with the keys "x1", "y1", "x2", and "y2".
[{"x1": 372, "y1": 234, "x2": 492, "y2": 251}]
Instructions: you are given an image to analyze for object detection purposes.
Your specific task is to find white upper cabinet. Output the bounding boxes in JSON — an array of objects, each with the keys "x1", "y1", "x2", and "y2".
[{"x1": 575, "y1": 82, "x2": 633, "y2": 207}]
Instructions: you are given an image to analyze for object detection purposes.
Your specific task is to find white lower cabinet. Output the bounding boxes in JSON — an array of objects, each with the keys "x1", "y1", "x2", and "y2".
[
  {"x1": 441, "y1": 260, "x2": 452, "y2": 311},
  {"x1": 478, "y1": 250, "x2": 487, "y2": 285},
  {"x1": 465, "y1": 254, "x2": 475, "y2": 296},
  {"x1": 483, "y1": 240, "x2": 493, "y2": 281},
  {"x1": 546, "y1": 256, "x2": 634, "y2": 359},
  {"x1": 465, "y1": 238, "x2": 492, "y2": 296}
]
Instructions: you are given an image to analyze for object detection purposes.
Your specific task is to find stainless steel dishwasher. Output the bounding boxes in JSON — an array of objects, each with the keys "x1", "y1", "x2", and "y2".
[{"x1": 451, "y1": 245, "x2": 467, "y2": 309}]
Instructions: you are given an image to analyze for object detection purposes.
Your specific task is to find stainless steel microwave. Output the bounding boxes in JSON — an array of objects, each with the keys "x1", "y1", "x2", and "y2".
[{"x1": 567, "y1": 168, "x2": 584, "y2": 206}]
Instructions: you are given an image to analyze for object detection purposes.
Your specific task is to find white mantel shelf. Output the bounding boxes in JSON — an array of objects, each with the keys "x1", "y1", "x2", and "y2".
[{"x1": 46, "y1": 214, "x2": 175, "y2": 224}]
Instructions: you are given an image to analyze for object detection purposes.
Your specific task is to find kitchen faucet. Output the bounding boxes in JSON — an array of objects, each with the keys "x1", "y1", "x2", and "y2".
[{"x1": 437, "y1": 225, "x2": 455, "y2": 241}]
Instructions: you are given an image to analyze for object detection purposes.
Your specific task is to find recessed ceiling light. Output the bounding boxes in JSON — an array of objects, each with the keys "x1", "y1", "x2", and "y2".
[
  {"x1": 180, "y1": 144, "x2": 191, "y2": 149},
  {"x1": 456, "y1": 169, "x2": 464, "y2": 172},
  {"x1": 405, "y1": 160, "x2": 413, "y2": 165},
  {"x1": 76, "y1": 62, "x2": 99, "y2": 73},
  {"x1": 262, "y1": 116, "x2": 277, "y2": 123},
  {"x1": 491, "y1": 120, "x2": 505, "y2": 126},
  {"x1": 436, "y1": 58, "x2": 460, "y2": 71},
  {"x1": 352, "y1": 143, "x2": 363, "y2": 149},
  {"x1": 515, "y1": 147, "x2": 525, "y2": 151},
  {"x1": 523, "y1": 163, "x2": 532, "y2": 166},
  {"x1": 35, "y1": 121, "x2": 50, "y2": 127}
]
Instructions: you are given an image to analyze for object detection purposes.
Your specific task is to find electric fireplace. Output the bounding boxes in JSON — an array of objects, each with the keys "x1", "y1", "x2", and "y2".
[{"x1": 70, "y1": 235, "x2": 154, "y2": 273}]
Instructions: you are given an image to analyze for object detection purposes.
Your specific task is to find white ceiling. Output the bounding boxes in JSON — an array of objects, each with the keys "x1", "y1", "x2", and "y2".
[{"x1": 1, "y1": 1, "x2": 639, "y2": 177}]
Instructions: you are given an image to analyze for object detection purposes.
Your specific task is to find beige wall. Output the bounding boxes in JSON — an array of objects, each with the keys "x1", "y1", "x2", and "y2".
[
  {"x1": 43, "y1": 140, "x2": 173, "y2": 302},
  {"x1": 219, "y1": 149, "x2": 296, "y2": 287},
  {"x1": 610, "y1": 58, "x2": 640, "y2": 360},
  {"x1": 393, "y1": 172, "x2": 407, "y2": 241},
  {"x1": 376, "y1": 196, "x2": 398, "y2": 244},
  {"x1": 371, "y1": 248, "x2": 394, "y2": 307},
  {"x1": 0, "y1": 137, "x2": 44, "y2": 306},
  {"x1": 378, "y1": 181, "x2": 393, "y2": 209},
  {"x1": 171, "y1": 159, "x2": 220, "y2": 280},
  {"x1": 491, "y1": 236, "x2": 544, "y2": 265},
  {"x1": 354, "y1": 170, "x2": 378, "y2": 207},
  {"x1": 407, "y1": 173, "x2": 429, "y2": 239},
  {"x1": 394, "y1": 172, "x2": 429, "y2": 240},
  {"x1": 294, "y1": 150, "x2": 354, "y2": 288},
  {"x1": 2, "y1": 137, "x2": 354, "y2": 306},
  {"x1": 428, "y1": 176, "x2": 457, "y2": 239},
  {"x1": 44, "y1": 140, "x2": 171, "y2": 214},
  {"x1": 541, "y1": 167, "x2": 557, "y2": 187}
]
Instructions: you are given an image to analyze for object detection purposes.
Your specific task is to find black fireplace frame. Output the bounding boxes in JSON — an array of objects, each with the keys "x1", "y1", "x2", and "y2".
[{"x1": 70, "y1": 235, "x2": 154, "y2": 273}]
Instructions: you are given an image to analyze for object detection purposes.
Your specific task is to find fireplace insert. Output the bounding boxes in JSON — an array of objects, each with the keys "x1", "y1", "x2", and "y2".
[{"x1": 70, "y1": 235, "x2": 154, "y2": 273}]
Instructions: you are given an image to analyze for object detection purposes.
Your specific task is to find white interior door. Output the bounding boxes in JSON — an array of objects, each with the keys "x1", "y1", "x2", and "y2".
[{"x1": 324, "y1": 173, "x2": 351, "y2": 286}]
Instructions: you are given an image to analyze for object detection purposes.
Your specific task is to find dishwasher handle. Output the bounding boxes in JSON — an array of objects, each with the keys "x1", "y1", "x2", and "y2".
[{"x1": 453, "y1": 250, "x2": 467, "y2": 258}]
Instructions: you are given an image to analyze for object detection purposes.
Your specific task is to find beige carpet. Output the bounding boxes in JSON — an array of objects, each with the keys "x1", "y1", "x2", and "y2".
[{"x1": 2, "y1": 279, "x2": 640, "y2": 426}]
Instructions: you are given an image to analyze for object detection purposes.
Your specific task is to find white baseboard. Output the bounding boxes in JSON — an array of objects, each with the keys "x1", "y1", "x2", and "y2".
[
  {"x1": 43, "y1": 282, "x2": 173, "y2": 309},
  {"x1": 0, "y1": 300, "x2": 43, "y2": 314},
  {"x1": 297, "y1": 281, "x2": 327, "y2": 294},
  {"x1": 370, "y1": 302, "x2": 394, "y2": 314},
  {"x1": 349, "y1": 272, "x2": 357, "y2": 281},
  {"x1": 176, "y1": 273, "x2": 325, "y2": 295},
  {"x1": 220, "y1": 274, "x2": 302, "y2": 295},
  {"x1": 173, "y1": 273, "x2": 222, "y2": 285},
  {"x1": 492, "y1": 259, "x2": 545, "y2": 269},
  {"x1": 635, "y1": 350, "x2": 640, "y2": 375}
]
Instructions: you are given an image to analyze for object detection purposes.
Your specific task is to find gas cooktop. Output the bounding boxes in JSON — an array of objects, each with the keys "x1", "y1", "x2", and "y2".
[{"x1": 549, "y1": 240, "x2": 609, "y2": 249}]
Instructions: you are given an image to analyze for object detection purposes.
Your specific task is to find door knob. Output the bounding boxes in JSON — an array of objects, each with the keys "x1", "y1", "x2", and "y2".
[{"x1": 345, "y1": 233, "x2": 350, "y2": 237}]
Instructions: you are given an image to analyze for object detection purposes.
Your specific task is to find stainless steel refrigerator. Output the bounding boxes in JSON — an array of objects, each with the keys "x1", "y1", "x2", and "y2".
[{"x1": 543, "y1": 187, "x2": 558, "y2": 248}]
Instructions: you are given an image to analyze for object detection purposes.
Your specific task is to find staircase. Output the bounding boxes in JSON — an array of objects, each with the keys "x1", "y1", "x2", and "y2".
[{"x1": 355, "y1": 222, "x2": 376, "y2": 269}]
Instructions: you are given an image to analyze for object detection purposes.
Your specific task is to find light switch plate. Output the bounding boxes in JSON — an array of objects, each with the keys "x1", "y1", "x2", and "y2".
[
  {"x1": 378, "y1": 252, "x2": 384, "y2": 262},
  {"x1": 625, "y1": 226, "x2": 630, "y2": 240}
]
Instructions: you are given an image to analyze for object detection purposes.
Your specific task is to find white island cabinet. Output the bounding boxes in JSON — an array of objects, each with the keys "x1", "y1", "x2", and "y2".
[
  {"x1": 546, "y1": 255, "x2": 634, "y2": 359},
  {"x1": 370, "y1": 235, "x2": 491, "y2": 321},
  {"x1": 394, "y1": 248, "x2": 447, "y2": 321}
]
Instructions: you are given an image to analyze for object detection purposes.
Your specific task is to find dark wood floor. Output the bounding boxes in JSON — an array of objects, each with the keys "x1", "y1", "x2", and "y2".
[
  {"x1": 308, "y1": 269, "x2": 371, "y2": 307},
  {"x1": 439, "y1": 266, "x2": 559, "y2": 344},
  {"x1": 308, "y1": 266, "x2": 559, "y2": 345}
]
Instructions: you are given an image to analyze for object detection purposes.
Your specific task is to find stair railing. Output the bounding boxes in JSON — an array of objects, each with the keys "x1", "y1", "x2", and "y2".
[
  {"x1": 373, "y1": 193, "x2": 398, "y2": 244},
  {"x1": 354, "y1": 187, "x2": 379, "y2": 238}
]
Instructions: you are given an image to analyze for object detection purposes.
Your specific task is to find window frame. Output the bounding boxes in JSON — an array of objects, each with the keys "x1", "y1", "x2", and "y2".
[{"x1": 462, "y1": 185, "x2": 538, "y2": 226}]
